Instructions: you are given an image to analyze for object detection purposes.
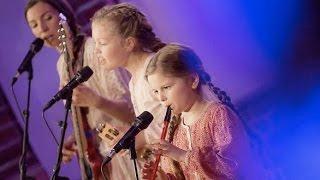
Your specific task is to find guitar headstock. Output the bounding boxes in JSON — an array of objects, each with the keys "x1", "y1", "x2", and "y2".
[{"x1": 57, "y1": 13, "x2": 68, "y2": 53}]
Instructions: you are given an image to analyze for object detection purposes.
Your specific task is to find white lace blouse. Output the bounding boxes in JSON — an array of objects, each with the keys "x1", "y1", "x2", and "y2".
[{"x1": 57, "y1": 37, "x2": 137, "y2": 180}]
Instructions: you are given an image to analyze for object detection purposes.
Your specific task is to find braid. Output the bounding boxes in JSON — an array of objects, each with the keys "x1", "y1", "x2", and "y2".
[
  {"x1": 199, "y1": 71, "x2": 262, "y2": 151},
  {"x1": 207, "y1": 82, "x2": 234, "y2": 110},
  {"x1": 203, "y1": 72, "x2": 270, "y2": 175},
  {"x1": 92, "y1": 3, "x2": 165, "y2": 52},
  {"x1": 197, "y1": 70, "x2": 235, "y2": 110},
  {"x1": 167, "y1": 115, "x2": 185, "y2": 179}
]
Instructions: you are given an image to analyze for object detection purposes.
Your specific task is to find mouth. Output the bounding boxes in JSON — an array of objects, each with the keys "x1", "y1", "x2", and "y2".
[
  {"x1": 167, "y1": 105, "x2": 181, "y2": 115},
  {"x1": 43, "y1": 35, "x2": 53, "y2": 41},
  {"x1": 97, "y1": 56, "x2": 105, "y2": 64},
  {"x1": 43, "y1": 35, "x2": 57, "y2": 45}
]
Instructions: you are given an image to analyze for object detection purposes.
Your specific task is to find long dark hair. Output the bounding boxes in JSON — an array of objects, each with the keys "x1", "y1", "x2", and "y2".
[
  {"x1": 24, "y1": 0, "x2": 86, "y2": 61},
  {"x1": 24, "y1": 0, "x2": 79, "y2": 36}
]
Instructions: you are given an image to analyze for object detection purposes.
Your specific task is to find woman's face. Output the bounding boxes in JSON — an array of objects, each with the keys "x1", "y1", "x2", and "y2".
[
  {"x1": 26, "y1": 2, "x2": 60, "y2": 48},
  {"x1": 92, "y1": 21, "x2": 130, "y2": 71}
]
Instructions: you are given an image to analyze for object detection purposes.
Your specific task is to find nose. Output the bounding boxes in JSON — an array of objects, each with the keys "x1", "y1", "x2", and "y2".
[
  {"x1": 94, "y1": 42, "x2": 101, "y2": 54},
  {"x1": 158, "y1": 91, "x2": 167, "y2": 103},
  {"x1": 94, "y1": 45, "x2": 101, "y2": 55},
  {"x1": 39, "y1": 21, "x2": 49, "y2": 33}
]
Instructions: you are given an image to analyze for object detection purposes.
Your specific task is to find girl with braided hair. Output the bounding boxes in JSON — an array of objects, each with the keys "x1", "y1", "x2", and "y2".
[
  {"x1": 143, "y1": 44, "x2": 265, "y2": 179},
  {"x1": 91, "y1": 2, "x2": 172, "y2": 179}
]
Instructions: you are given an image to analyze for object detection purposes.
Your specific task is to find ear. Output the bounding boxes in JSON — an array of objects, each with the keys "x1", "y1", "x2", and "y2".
[
  {"x1": 190, "y1": 73, "x2": 200, "y2": 89},
  {"x1": 123, "y1": 36, "x2": 137, "y2": 52}
]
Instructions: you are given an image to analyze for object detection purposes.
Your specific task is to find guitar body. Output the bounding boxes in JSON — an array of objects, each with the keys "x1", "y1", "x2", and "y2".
[{"x1": 96, "y1": 122, "x2": 123, "y2": 147}]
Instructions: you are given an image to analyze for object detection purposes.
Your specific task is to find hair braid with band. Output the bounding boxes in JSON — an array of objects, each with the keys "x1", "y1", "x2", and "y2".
[
  {"x1": 198, "y1": 68, "x2": 261, "y2": 150},
  {"x1": 198, "y1": 71, "x2": 235, "y2": 110}
]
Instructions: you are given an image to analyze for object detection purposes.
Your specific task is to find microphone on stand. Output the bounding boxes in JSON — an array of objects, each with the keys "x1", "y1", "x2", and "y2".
[
  {"x1": 43, "y1": 66, "x2": 93, "y2": 111},
  {"x1": 102, "y1": 111, "x2": 154, "y2": 164},
  {"x1": 12, "y1": 38, "x2": 44, "y2": 85}
]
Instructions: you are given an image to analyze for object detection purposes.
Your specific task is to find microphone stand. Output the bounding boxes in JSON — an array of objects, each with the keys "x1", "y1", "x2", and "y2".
[
  {"x1": 51, "y1": 92, "x2": 72, "y2": 180},
  {"x1": 18, "y1": 60, "x2": 34, "y2": 180},
  {"x1": 101, "y1": 139, "x2": 140, "y2": 180},
  {"x1": 129, "y1": 139, "x2": 139, "y2": 180}
]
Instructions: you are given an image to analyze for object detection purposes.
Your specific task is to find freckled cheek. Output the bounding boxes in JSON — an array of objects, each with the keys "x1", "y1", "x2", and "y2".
[
  {"x1": 103, "y1": 52, "x2": 114, "y2": 64},
  {"x1": 170, "y1": 89, "x2": 181, "y2": 102},
  {"x1": 110, "y1": 51, "x2": 124, "y2": 66},
  {"x1": 100, "y1": 51, "x2": 118, "y2": 68},
  {"x1": 165, "y1": 93, "x2": 173, "y2": 102},
  {"x1": 173, "y1": 91, "x2": 188, "y2": 111}
]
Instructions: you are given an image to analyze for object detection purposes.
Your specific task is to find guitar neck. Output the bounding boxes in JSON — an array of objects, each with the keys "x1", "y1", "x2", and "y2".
[
  {"x1": 72, "y1": 106, "x2": 91, "y2": 178},
  {"x1": 62, "y1": 42, "x2": 92, "y2": 180},
  {"x1": 58, "y1": 14, "x2": 101, "y2": 179}
]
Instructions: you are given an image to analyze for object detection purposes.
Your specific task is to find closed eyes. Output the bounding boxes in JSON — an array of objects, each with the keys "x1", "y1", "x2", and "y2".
[{"x1": 29, "y1": 14, "x2": 53, "y2": 29}]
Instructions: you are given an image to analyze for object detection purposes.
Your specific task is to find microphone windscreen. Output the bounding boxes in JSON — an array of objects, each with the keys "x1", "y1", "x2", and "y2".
[
  {"x1": 31, "y1": 38, "x2": 44, "y2": 53},
  {"x1": 136, "y1": 111, "x2": 153, "y2": 130},
  {"x1": 77, "y1": 66, "x2": 93, "y2": 83}
]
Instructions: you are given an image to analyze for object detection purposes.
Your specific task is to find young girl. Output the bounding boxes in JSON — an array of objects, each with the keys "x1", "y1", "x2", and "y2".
[
  {"x1": 91, "y1": 3, "x2": 167, "y2": 152},
  {"x1": 91, "y1": 3, "x2": 173, "y2": 179},
  {"x1": 25, "y1": 0, "x2": 135, "y2": 179},
  {"x1": 143, "y1": 44, "x2": 264, "y2": 179}
]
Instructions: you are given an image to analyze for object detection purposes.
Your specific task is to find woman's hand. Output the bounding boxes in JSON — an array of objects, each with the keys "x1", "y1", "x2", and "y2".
[
  {"x1": 149, "y1": 139, "x2": 187, "y2": 162},
  {"x1": 62, "y1": 135, "x2": 77, "y2": 163}
]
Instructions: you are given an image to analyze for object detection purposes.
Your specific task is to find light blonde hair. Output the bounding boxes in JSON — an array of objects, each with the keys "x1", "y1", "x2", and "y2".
[{"x1": 91, "y1": 3, "x2": 165, "y2": 52}]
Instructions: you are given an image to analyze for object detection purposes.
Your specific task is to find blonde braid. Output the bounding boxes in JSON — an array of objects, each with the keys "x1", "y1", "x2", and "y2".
[
  {"x1": 92, "y1": 3, "x2": 165, "y2": 52},
  {"x1": 167, "y1": 115, "x2": 185, "y2": 179}
]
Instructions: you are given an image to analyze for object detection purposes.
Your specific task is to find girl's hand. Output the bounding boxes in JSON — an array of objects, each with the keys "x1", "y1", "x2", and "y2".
[
  {"x1": 149, "y1": 139, "x2": 187, "y2": 162},
  {"x1": 72, "y1": 84, "x2": 101, "y2": 107}
]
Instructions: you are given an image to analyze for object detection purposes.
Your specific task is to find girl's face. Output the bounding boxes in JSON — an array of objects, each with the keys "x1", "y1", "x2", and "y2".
[
  {"x1": 147, "y1": 71, "x2": 198, "y2": 115},
  {"x1": 92, "y1": 21, "x2": 130, "y2": 70},
  {"x1": 26, "y1": 2, "x2": 60, "y2": 48}
]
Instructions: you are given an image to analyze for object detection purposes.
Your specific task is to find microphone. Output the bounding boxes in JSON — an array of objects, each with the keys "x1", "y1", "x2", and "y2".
[
  {"x1": 11, "y1": 38, "x2": 44, "y2": 85},
  {"x1": 43, "y1": 66, "x2": 93, "y2": 111},
  {"x1": 103, "y1": 111, "x2": 154, "y2": 163}
]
